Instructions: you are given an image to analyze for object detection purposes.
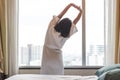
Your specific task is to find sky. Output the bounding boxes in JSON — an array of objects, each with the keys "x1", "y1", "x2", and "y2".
[
  {"x1": 19, "y1": 0, "x2": 82, "y2": 46},
  {"x1": 19, "y1": 0, "x2": 104, "y2": 48}
]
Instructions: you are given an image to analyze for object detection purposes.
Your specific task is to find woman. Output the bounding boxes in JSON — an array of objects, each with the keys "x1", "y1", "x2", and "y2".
[{"x1": 41, "y1": 3, "x2": 82, "y2": 75}]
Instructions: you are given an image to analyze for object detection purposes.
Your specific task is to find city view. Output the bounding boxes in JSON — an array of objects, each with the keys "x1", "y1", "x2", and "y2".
[{"x1": 19, "y1": 44, "x2": 104, "y2": 66}]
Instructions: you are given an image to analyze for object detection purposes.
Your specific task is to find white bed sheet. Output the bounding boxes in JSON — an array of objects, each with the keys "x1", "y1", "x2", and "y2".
[{"x1": 5, "y1": 74, "x2": 98, "y2": 80}]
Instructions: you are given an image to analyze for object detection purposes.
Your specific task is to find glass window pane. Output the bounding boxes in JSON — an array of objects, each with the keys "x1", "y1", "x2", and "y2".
[
  {"x1": 85, "y1": 0, "x2": 104, "y2": 66},
  {"x1": 19, "y1": 0, "x2": 82, "y2": 66}
]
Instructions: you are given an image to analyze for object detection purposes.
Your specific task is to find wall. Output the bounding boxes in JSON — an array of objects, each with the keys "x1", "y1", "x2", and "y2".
[{"x1": 19, "y1": 68, "x2": 98, "y2": 76}]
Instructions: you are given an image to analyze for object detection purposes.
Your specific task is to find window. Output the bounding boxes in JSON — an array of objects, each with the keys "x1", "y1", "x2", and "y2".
[
  {"x1": 19, "y1": 0, "x2": 105, "y2": 67},
  {"x1": 85, "y1": 0, "x2": 104, "y2": 66}
]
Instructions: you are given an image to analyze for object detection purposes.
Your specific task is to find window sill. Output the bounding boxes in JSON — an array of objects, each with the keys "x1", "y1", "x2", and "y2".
[{"x1": 19, "y1": 66, "x2": 103, "y2": 70}]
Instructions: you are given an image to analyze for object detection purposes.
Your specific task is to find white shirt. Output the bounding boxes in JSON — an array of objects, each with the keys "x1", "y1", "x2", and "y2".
[
  {"x1": 41, "y1": 15, "x2": 78, "y2": 75},
  {"x1": 44, "y1": 15, "x2": 78, "y2": 49}
]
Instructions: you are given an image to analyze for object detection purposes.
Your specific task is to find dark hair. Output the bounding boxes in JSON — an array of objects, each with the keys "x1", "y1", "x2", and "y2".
[{"x1": 54, "y1": 18, "x2": 72, "y2": 38}]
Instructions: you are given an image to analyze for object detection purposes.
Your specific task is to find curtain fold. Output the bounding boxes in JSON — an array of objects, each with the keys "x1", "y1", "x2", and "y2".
[
  {"x1": 0, "y1": 0, "x2": 19, "y2": 76},
  {"x1": 0, "y1": 20, "x2": 4, "y2": 73},
  {"x1": 115, "y1": 0, "x2": 120, "y2": 64},
  {"x1": 6, "y1": 0, "x2": 19, "y2": 76},
  {"x1": 105, "y1": 0, "x2": 116, "y2": 65},
  {"x1": 0, "y1": 0, "x2": 7, "y2": 74}
]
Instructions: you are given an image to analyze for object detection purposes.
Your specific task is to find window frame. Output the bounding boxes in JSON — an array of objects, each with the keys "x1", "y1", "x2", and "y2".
[{"x1": 82, "y1": 0, "x2": 86, "y2": 66}]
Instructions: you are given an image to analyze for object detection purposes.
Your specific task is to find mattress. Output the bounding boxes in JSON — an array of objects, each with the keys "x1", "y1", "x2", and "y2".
[{"x1": 5, "y1": 74, "x2": 98, "y2": 80}]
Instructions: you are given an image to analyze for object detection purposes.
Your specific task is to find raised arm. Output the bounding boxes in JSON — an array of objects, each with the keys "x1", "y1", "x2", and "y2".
[
  {"x1": 57, "y1": 3, "x2": 79, "y2": 19},
  {"x1": 73, "y1": 6, "x2": 83, "y2": 25},
  {"x1": 57, "y1": 3, "x2": 72, "y2": 19},
  {"x1": 57, "y1": 3, "x2": 82, "y2": 24}
]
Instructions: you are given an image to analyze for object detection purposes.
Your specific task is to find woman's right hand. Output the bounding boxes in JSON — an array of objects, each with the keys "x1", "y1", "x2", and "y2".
[
  {"x1": 70, "y1": 3, "x2": 82, "y2": 12},
  {"x1": 70, "y1": 3, "x2": 78, "y2": 8}
]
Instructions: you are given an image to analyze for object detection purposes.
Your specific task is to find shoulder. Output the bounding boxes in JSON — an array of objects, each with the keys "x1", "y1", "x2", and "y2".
[
  {"x1": 48, "y1": 15, "x2": 60, "y2": 28},
  {"x1": 52, "y1": 15, "x2": 60, "y2": 22},
  {"x1": 71, "y1": 23, "x2": 77, "y2": 31},
  {"x1": 69, "y1": 23, "x2": 78, "y2": 37}
]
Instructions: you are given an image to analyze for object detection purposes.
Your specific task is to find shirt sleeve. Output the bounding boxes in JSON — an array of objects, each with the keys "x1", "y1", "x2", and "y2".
[
  {"x1": 48, "y1": 15, "x2": 60, "y2": 28},
  {"x1": 69, "y1": 23, "x2": 78, "y2": 37}
]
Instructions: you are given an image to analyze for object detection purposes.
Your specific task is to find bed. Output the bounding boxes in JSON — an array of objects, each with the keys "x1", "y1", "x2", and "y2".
[
  {"x1": 5, "y1": 74, "x2": 98, "y2": 80},
  {"x1": 5, "y1": 64, "x2": 120, "y2": 80}
]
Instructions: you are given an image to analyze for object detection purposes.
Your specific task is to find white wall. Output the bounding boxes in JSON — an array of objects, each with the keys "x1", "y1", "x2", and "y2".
[{"x1": 19, "y1": 68, "x2": 98, "y2": 76}]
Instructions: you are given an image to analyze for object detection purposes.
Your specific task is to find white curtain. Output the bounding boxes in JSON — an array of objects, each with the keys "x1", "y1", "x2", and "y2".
[
  {"x1": 104, "y1": 0, "x2": 116, "y2": 65},
  {"x1": 6, "y1": 0, "x2": 19, "y2": 76}
]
